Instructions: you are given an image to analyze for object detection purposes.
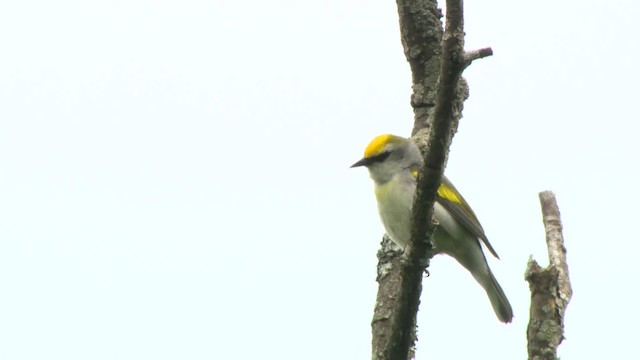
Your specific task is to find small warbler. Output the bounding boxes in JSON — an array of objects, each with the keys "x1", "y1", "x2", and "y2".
[{"x1": 351, "y1": 134, "x2": 513, "y2": 323}]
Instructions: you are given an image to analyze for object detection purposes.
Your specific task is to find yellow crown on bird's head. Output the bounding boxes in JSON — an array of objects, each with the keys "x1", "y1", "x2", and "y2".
[{"x1": 363, "y1": 134, "x2": 408, "y2": 158}]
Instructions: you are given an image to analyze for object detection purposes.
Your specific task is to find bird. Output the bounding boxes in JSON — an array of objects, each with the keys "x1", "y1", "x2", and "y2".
[{"x1": 351, "y1": 134, "x2": 513, "y2": 323}]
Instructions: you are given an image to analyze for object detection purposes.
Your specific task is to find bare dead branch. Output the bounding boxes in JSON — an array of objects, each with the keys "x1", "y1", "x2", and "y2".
[
  {"x1": 525, "y1": 191, "x2": 572, "y2": 360},
  {"x1": 464, "y1": 47, "x2": 494, "y2": 65},
  {"x1": 371, "y1": 1, "x2": 444, "y2": 355},
  {"x1": 394, "y1": 0, "x2": 444, "y2": 136},
  {"x1": 371, "y1": 237, "x2": 415, "y2": 360},
  {"x1": 372, "y1": 0, "x2": 478, "y2": 359}
]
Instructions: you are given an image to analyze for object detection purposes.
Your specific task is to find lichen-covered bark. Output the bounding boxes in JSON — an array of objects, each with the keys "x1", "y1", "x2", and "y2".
[
  {"x1": 525, "y1": 192, "x2": 572, "y2": 360},
  {"x1": 371, "y1": 0, "x2": 491, "y2": 359},
  {"x1": 371, "y1": 237, "x2": 415, "y2": 360},
  {"x1": 395, "y1": 0, "x2": 443, "y2": 135},
  {"x1": 371, "y1": 2, "x2": 444, "y2": 359}
]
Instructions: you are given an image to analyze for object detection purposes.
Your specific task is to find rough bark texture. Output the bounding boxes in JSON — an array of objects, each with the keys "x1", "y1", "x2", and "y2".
[
  {"x1": 371, "y1": 2, "x2": 444, "y2": 359},
  {"x1": 525, "y1": 191, "x2": 572, "y2": 360},
  {"x1": 371, "y1": 0, "x2": 492, "y2": 359},
  {"x1": 371, "y1": 237, "x2": 415, "y2": 360},
  {"x1": 395, "y1": 0, "x2": 443, "y2": 136}
]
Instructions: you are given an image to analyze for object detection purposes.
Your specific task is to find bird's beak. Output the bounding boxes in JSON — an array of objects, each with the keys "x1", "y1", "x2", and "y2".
[{"x1": 350, "y1": 157, "x2": 371, "y2": 168}]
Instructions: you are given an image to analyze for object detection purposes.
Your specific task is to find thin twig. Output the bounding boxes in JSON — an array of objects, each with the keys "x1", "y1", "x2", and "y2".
[{"x1": 464, "y1": 47, "x2": 494, "y2": 64}]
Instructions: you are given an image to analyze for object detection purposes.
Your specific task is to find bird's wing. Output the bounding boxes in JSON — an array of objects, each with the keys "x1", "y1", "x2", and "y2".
[{"x1": 436, "y1": 176, "x2": 500, "y2": 259}]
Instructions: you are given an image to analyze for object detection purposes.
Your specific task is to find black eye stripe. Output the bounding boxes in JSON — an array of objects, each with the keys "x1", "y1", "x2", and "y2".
[{"x1": 370, "y1": 151, "x2": 390, "y2": 163}]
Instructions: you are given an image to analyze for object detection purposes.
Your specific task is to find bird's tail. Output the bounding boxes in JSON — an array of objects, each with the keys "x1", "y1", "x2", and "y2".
[
  {"x1": 455, "y1": 248, "x2": 514, "y2": 323},
  {"x1": 484, "y1": 270, "x2": 513, "y2": 323}
]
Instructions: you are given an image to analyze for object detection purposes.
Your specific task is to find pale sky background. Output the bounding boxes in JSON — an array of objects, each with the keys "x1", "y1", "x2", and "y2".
[{"x1": 1, "y1": 0, "x2": 638, "y2": 359}]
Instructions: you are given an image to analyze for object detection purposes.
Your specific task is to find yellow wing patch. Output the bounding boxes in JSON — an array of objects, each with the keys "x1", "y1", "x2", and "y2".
[
  {"x1": 411, "y1": 171, "x2": 464, "y2": 205},
  {"x1": 437, "y1": 183, "x2": 463, "y2": 205},
  {"x1": 364, "y1": 134, "x2": 401, "y2": 158}
]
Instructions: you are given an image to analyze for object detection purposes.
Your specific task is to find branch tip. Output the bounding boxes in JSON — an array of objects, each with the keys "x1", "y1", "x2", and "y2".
[
  {"x1": 464, "y1": 47, "x2": 493, "y2": 65},
  {"x1": 525, "y1": 191, "x2": 572, "y2": 360}
]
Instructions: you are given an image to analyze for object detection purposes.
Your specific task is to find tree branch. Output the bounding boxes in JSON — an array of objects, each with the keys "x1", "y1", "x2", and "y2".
[
  {"x1": 464, "y1": 47, "x2": 493, "y2": 64},
  {"x1": 371, "y1": 237, "x2": 414, "y2": 360},
  {"x1": 525, "y1": 191, "x2": 573, "y2": 360},
  {"x1": 371, "y1": 1, "x2": 494, "y2": 359},
  {"x1": 370, "y1": 2, "x2": 442, "y2": 359},
  {"x1": 394, "y1": 0, "x2": 443, "y2": 136},
  {"x1": 386, "y1": 0, "x2": 468, "y2": 355}
]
